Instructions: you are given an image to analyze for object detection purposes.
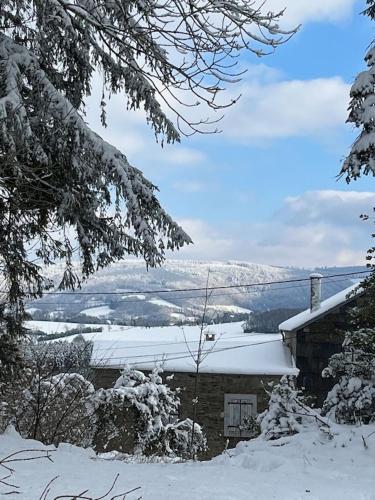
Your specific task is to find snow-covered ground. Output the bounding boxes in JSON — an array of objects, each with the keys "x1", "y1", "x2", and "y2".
[
  {"x1": 80, "y1": 305, "x2": 115, "y2": 318},
  {"x1": 207, "y1": 304, "x2": 251, "y2": 314},
  {"x1": 25, "y1": 320, "x2": 123, "y2": 334},
  {"x1": 2, "y1": 424, "x2": 375, "y2": 499},
  {"x1": 148, "y1": 298, "x2": 181, "y2": 309}
]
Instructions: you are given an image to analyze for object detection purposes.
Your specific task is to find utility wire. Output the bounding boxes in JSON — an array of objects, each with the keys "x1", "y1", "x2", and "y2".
[
  {"x1": 26, "y1": 274, "x2": 367, "y2": 307},
  {"x1": 83, "y1": 274, "x2": 362, "y2": 352},
  {"x1": 90, "y1": 332, "x2": 265, "y2": 352},
  {"x1": 15, "y1": 269, "x2": 372, "y2": 297},
  {"x1": 91, "y1": 335, "x2": 293, "y2": 367},
  {"x1": 29, "y1": 280, "x2": 313, "y2": 305},
  {"x1": 91, "y1": 325, "x2": 343, "y2": 368},
  {"x1": 26, "y1": 276, "x2": 364, "y2": 336}
]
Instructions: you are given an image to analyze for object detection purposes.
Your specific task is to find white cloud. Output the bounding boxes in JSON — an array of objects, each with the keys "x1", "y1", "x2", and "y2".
[
  {"x1": 174, "y1": 190, "x2": 375, "y2": 267},
  {"x1": 175, "y1": 219, "x2": 236, "y2": 260},
  {"x1": 85, "y1": 79, "x2": 206, "y2": 170},
  {"x1": 223, "y1": 77, "x2": 350, "y2": 141},
  {"x1": 281, "y1": 190, "x2": 375, "y2": 227},
  {"x1": 267, "y1": 0, "x2": 357, "y2": 26},
  {"x1": 86, "y1": 58, "x2": 350, "y2": 152}
]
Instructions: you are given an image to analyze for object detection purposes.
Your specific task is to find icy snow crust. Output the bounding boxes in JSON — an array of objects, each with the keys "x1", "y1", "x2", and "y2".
[
  {"x1": 2, "y1": 424, "x2": 375, "y2": 499},
  {"x1": 279, "y1": 284, "x2": 362, "y2": 332},
  {"x1": 87, "y1": 322, "x2": 297, "y2": 375}
]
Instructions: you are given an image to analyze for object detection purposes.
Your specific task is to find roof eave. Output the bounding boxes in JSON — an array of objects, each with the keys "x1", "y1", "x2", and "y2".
[{"x1": 280, "y1": 288, "x2": 365, "y2": 333}]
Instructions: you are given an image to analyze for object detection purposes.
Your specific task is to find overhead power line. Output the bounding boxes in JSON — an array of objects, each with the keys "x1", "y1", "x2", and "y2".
[
  {"x1": 91, "y1": 332, "x2": 261, "y2": 353},
  {"x1": 89, "y1": 327, "x2": 337, "y2": 368},
  {"x1": 26, "y1": 275, "x2": 364, "y2": 307},
  {"x1": 20, "y1": 269, "x2": 371, "y2": 298},
  {"x1": 91, "y1": 335, "x2": 287, "y2": 366}
]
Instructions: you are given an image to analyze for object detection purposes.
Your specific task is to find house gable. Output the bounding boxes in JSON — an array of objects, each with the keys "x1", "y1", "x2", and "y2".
[
  {"x1": 279, "y1": 284, "x2": 368, "y2": 404},
  {"x1": 279, "y1": 284, "x2": 364, "y2": 334}
]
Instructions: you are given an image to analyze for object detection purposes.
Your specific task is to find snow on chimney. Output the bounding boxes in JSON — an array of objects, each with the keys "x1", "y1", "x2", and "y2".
[{"x1": 310, "y1": 273, "x2": 323, "y2": 312}]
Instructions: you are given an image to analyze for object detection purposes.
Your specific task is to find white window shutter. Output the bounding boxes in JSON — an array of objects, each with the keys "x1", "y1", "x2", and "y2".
[{"x1": 224, "y1": 394, "x2": 257, "y2": 438}]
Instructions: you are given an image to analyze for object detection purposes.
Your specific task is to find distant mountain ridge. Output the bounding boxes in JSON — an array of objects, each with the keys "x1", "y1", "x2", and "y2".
[{"x1": 27, "y1": 260, "x2": 366, "y2": 326}]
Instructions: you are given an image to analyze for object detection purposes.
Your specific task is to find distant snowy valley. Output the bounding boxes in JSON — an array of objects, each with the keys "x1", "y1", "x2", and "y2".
[{"x1": 25, "y1": 260, "x2": 364, "y2": 331}]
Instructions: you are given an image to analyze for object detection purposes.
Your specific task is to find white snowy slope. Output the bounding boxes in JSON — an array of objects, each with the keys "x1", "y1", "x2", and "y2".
[
  {"x1": 148, "y1": 298, "x2": 182, "y2": 309},
  {"x1": 24, "y1": 320, "x2": 117, "y2": 334},
  {"x1": 88, "y1": 322, "x2": 297, "y2": 375},
  {"x1": 80, "y1": 305, "x2": 115, "y2": 318},
  {"x1": 2, "y1": 423, "x2": 375, "y2": 499}
]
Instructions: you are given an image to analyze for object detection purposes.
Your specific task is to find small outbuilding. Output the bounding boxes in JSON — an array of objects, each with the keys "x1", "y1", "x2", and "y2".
[{"x1": 88, "y1": 321, "x2": 297, "y2": 458}]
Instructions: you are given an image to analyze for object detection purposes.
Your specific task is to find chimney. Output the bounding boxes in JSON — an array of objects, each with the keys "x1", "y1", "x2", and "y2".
[{"x1": 310, "y1": 273, "x2": 323, "y2": 312}]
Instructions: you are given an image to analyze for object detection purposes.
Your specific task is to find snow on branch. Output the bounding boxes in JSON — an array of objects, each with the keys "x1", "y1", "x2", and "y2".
[
  {"x1": 1, "y1": 0, "x2": 296, "y2": 136},
  {"x1": 0, "y1": 34, "x2": 191, "y2": 270},
  {"x1": 341, "y1": 44, "x2": 375, "y2": 180}
]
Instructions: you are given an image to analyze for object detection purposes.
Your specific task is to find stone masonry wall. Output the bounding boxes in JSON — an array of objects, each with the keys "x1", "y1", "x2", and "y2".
[
  {"x1": 296, "y1": 294, "x2": 367, "y2": 404},
  {"x1": 93, "y1": 368, "x2": 280, "y2": 459}
]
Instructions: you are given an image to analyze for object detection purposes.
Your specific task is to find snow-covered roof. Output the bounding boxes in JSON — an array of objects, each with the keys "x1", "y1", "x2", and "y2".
[
  {"x1": 279, "y1": 284, "x2": 363, "y2": 333},
  {"x1": 86, "y1": 322, "x2": 297, "y2": 376}
]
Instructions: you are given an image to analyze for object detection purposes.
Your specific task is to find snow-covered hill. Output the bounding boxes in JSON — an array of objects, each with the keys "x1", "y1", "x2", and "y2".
[{"x1": 27, "y1": 260, "x2": 365, "y2": 326}]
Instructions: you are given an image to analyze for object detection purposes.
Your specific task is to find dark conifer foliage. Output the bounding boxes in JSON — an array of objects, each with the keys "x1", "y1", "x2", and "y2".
[
  {"x1": 341, "y1": 2, "x2": 375, "y2": 312},
  {"x1": 0, "y1": 1, "x2": 292, "y2": 369}
]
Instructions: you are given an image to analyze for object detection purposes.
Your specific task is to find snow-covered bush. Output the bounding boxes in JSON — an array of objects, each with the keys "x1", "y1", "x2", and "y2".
[
  {"x1": 259, "y1": 376, "x2": 303, "y2": 440},
  {"x1": 240, "y1": 415, "x2": 261, "y2": 437},
  {"x1": 159, "y1": 418, "x2": 206, "y2": 458},
  {"x1": 23, "y1": 339, "x2": 93, "y2": 377},
  {"x1": 1, "y1": 370, "x2": 97, "y2": 446},
  {"x1": 322, "y1": 328, "x2": 375, "y2": 424},
  {"x1": 19, "y1": 373, "x2": 96, "y2": 446},
  {"x1": 95, "y1": 366, "x2": 206, "y2": 458},
  {"x1": 0, "y1": 341, "x2": 96, "y2": 446}
]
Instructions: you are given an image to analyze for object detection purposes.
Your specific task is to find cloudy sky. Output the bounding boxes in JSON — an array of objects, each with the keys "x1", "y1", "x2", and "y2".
[{"x1": 86, "y1": 0, "x2": 375, "y2": 268}]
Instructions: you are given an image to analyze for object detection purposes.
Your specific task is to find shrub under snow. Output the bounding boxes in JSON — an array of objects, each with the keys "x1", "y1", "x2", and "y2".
[
  {"x1": 94, "y1": 366, "x2": 206, "y2": 458},
  {"x1": 0, "y1": 341, "x2": 96, "y2": 445},
  {"x1": 1, "y1": 342, "x2": 207, "y2": 458},
  {"x1": 258, "y1": 375, "x2": 303, "y2": 440},
  {"x1": 322, "y1": 328, "x2": 375, "y2": 424}
]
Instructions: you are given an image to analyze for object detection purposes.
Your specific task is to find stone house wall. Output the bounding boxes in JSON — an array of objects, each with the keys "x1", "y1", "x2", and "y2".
[
  {"x1": 294, "y1": 293, "x2": 367, "y2": 404},
  {"x1": 93, "y1": 368, "x2": 280, "y2": 459}
]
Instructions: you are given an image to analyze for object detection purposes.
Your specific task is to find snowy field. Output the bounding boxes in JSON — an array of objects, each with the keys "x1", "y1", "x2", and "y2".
[
  {"x1": 2, "y1": 424, "x2": 375, "y2": 500},
  {"x1": 80, "y1": 305, "x2": 115, "y2": 318},
  {"x1": 25, "y1": 320, "x2": 119, "y2": 334}
]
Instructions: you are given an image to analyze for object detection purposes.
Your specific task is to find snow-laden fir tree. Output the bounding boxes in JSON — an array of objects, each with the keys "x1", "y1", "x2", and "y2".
[
  {"x1": 94, "y1": 366, "x2": 206, "y2": 458},
  {"x1": 340, "y1": 0, "x2": 375, "y2": 309},
  {"x1": 0, "y1": 1, "x2": 294, "y2": 370},
  {"x1": 322, "y1": 328, "x2": 375, "y2": 424},
  {"x1": 258, "y1": 376, "x2": 303, "y2": 440}
]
